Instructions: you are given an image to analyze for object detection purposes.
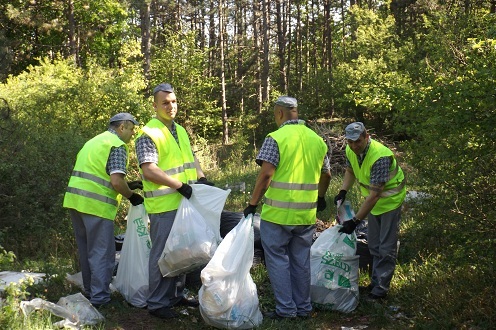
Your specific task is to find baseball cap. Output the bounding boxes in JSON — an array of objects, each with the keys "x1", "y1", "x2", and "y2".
[
  {"x1": 345, "y1": 122, "x2": 366, "y2": 141},
  {"x1": 274, "y1": 96, "x2": 298, "y2": 108},
  {"x1": 109, "y1": 112, "x2": 138, "y2": 125},
  {"x1": 153, "y1": 83, "x2": 174, "y2": 95}
]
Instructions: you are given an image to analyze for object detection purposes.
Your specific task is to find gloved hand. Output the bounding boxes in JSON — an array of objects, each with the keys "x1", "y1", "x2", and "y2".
[
  {"x1": 339, "y1": 218, "x2": 359, "y2": 234},
  {"x1": 195, "y1": 177, "x2": 215, "y2": 186},
  {"x1": 177, "y1": 183, "x2": 192, "y2": 199},
  {"x1": 128, "y1": 193, "x2": 144, "y2": 206},
  {"x1": 127, "y1": 180, "x2": 143, "y2": 190},
  {"x1": 317, "y1": 196, "x2": 327, "y2": 212},
  {"x1": 243, "y1": 204, "x2": 257, "y2": 218},
  {"x1": 334, "y1": 189, "x2": 347, "y2": 205}
]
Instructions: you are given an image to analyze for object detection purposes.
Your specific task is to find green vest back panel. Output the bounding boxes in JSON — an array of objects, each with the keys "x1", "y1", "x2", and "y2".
[
  {"x1": 261, "y1": 123, "x2": 327, "y2": 225},
  {"x1": 63, "y1": 131, "x2": 127, "y2": 220}
]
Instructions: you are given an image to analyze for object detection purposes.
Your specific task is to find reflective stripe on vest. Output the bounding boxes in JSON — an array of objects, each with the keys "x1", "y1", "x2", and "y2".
[
  {"x1": 270, "y1": 181, "x2": 319, "y2": 190},
  {"x1": 72, "y1": 170, "x2": 114, "y2": 189},
  {"x1": 264, "y1": 198, "x2": 317, "y2": 209},
  {"x1": 358, "y1": 177, "x2": 406, "y2": 198},
  {"x1": 66, "y1": 187, "x2": 118, "y2": 206}
]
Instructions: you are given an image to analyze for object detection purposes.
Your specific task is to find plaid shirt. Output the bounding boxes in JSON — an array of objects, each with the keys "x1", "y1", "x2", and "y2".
[
  {"x1": 256, "y1": 120, "x2": 331, "y2": 172},
  {"x1": 135, "y1": 121, "x2": 193, "y2": 166},
  {"x1": 345, "y1": 139, "x2": 391, "y2": 185},
  {"x1": 106, "y1": 129, "x2": 128, "y2": 175}
]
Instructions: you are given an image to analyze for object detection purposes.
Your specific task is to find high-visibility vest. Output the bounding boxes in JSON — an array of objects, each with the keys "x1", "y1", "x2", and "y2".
[
  {"x1": 346, "y1": 139, "x2": 406, "y2": 215},
  {"x1": 137, "y1": 118, "x2": 197, "y2": 214},
  {"x1": 63, "y1": 131, "x2": 128, "y2": 220},
  {"x1": 261, "y1": 123, "x2": 327, "y2": 225}
]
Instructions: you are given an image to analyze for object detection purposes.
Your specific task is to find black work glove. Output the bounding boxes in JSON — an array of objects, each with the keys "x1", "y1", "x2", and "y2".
[
  {"x1": 128, "y1": 193, "x2": 144, "y2": 206},
  {"x1": 339, "y1": 219, "x2": 358, "y2": 234},
  {"x1": 195, "y1": 177, "x2": 215, "y2": 186},
  {"x1": 317, "y1": 196, "x2": 327, "y2": 212},
  {"x1": 177, "y1": 183, "x2": 192, "y2": 199},
  {"x1": 243, "y1": 204, "x2": 257, "y2": 218},
  {"x1": 127, "y1": 180, "x2": 143, "y2": 190},
  {"x1": 333, "y1": 189, "x2": 347, "y2": 205}
]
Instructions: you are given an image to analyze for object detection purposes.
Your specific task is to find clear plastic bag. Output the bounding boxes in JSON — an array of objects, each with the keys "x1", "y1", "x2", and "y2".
[
  {"x1": 158, "y1": 185, "x2": 230, "y2": 277},
  {"x1": 199, "y1": 215, "x2": 263, "y2": 329},
  {"x1": 112, "y1": 204, "x2": 151, "y2": 308}
]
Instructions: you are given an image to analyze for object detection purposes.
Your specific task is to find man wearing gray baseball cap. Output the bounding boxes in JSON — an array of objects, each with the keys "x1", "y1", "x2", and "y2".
[
  {"x1": 244, "y1": 95, "x2": 331, "y2": 319},
  {"x1": 334, "y1": 122, "x2": 406, "y2": 301},
  {"x1": 63, "y1": 112, "x2": 144, "y2": 308},
  {"x1": 135, "y1": 83, "x2": 212, "y2": 319}
]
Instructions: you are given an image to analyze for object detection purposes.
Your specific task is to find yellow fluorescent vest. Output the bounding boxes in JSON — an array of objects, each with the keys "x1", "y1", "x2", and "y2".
[
  {"x1": 137, "y1": 118, "x2": 197, "y2": 214},
  {"x1": 261, "y1": 123, "x2": 327, "y2": 225},
  {"x1": 346, "y1": 139, "x2": 406, "y2": 215},
  {"x1": 63, "y1": 131, "x2": 128, "y2": 220}
]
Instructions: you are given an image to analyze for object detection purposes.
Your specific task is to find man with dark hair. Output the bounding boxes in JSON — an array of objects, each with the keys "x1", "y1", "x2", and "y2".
[
  {"x1": 335, "y1": 122, "x2": 406, "y2": 300},
  {"x1": 64, "y1": 112, "x2": 144, "y2": 308},
  {"x1": 244, "y1": 96, "x2": 331, "y2": 319},
  {"x1": 135, "y1": 83, "x2": 212, "y2": 319}
]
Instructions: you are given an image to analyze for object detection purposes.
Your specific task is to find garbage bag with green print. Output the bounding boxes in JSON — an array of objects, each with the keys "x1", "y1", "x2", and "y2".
[{"x1": 310, "y1": 224, "x2": 359, "y2": 313}]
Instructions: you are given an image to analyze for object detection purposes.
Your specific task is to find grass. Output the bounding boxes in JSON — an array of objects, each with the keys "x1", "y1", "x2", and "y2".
[{"x1": 1, "y1": 148, "x2": 495, "y2": 330}]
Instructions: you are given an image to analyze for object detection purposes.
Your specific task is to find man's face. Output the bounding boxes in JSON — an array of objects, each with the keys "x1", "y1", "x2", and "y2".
[
  {"x1": 118, "y1": 122, "x2": 136, "y2": 143},
  {"x1": 347, "y1": 133, "x2": 368, "y2": 155},
  {"x1": 154, "y1": 91, "x2": 177, "y2": 123}
]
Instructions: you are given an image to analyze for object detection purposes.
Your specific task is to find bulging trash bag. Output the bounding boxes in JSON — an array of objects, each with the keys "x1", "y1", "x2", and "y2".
[
  {"x1": 310, "y1": 225, "x2": 359, "y2": 313},
  {"x1": 113, "y1": 204, "x2": 151, "y2": 308},
  {"x1": 158, "y1": 185, "x2": 230, "y2": 277},
  {"x1": 199, "y1": 215, "x2": 263, "y2": 329}
]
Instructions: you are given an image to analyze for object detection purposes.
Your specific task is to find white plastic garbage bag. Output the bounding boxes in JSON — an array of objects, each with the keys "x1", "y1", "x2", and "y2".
[
  {"x1": 199, "y1": 214, "x2": 263, "y2": 329},
  {"x1": 20, "y1": 292, "x2": 104, "y2": 329},
  {"x1": 310, "y1": 225, "x2": 359, "y2": 313},
  {"x1": 158, "y1": 185, "x2": 230, "y2": 277},
  {"x1": 113, "y1": 204, "x2": 151, "y2": 307}
]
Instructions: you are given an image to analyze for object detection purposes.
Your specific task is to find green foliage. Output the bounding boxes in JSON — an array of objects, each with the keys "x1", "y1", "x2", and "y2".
[
  {"x1": 0, "y1": 57, "x2": 147, "y2": 259},
  {"x1": 150, "y1": 31, "x2": 221, "y2": 141}
]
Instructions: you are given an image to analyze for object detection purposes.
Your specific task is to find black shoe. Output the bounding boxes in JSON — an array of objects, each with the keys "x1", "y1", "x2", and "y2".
[
  {"x1": 91, "y1": 300, "x2": 110, "y2": 309},
  {"x1": 149, "y1": 307, "x2": 179, "y2": 319},
  {"x1": 297, "y1": 313, "x2": 311, "y2": 319},
  {"x1": 359, "y1": 284, "x2": 374, "y2": 292},
  {"x1": 264, "y1": 311, "x2": 296, "y2": 320},
  {"x1": 175, "y1": 296, "x2": 199, "y2": 307},
  {"x1": 365, "y1": 293, "x2": 387, "y2": 301}
]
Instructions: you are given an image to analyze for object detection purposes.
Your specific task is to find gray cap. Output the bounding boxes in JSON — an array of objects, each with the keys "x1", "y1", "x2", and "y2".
[
  {"x1": 275, "y1": 96, "x2": 298, "y2": 108},
  {"x1": 153, "y1": 83, "x2": 174, "y2": 95},
  {"x1": 109, "y1": 112, "x2": 138, "y2": 125},
  {"x1": 345, "y1": 122, "x2": 366, "y2": 141}
]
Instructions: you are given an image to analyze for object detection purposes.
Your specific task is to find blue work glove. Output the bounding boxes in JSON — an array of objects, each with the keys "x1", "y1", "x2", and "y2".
[
  {"x1": 195, "y1": 177, "x2": 215, "y2": 186},
  {"x1": 177, "y1": 183, "x2": 192, "y2": 199},
  {"x1": 243, "y1": 204, "x2": 257, "y2": 218},
  {"x1": 128, "y1": 193, "x2": 144, "y2": 206},
  {"x1": 334, "y1": 190, "x2": 347, "y2": 205},
  {"x1": 127, "y1": 180, "x2": 143, "y2": 190},
  {"x1": 317, "y1": 196, "x2": 327, "y2": 212},
  {"x1": 339, "y1": 218, "x2": 359, "y2": 234}
]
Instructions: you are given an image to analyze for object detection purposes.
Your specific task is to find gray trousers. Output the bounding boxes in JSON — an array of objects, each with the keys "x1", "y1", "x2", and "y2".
[
  {"x1": 70, "y1": 209, "x2": 115, "y2": 305},
  {"x1": 260, "y1": 220, "x2": 315, "y2": 317},
  {"x1": 147, "y1": 210, "x2": 186, "y2": 310},
  {"x1": 367, "y1": 205, "x2": 402, "y2": 297}
]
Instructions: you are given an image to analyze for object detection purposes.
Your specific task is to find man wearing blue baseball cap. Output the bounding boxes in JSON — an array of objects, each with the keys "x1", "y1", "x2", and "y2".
[
  {"x1": 334, "y1": 122, "x2": 406, "y2": 301},
  {"x1": 244, "y1": 96, "x2": 331, "y2": 319},
  {"x1": 63, "y1": 112, "x2": 144, "y2": 308}
]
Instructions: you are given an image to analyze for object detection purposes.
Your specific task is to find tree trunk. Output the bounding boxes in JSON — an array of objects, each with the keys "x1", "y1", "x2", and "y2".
[
  {"x1": 140, "y1": 0, "x2": 151, "y2": 87},
  {"x1": 219, "y1": 0, "x2": 229, "y2": 145},
  {"x1": 262, "y1": 0, "x2": 270, "y2": 103},
  {"x1": 66, "y1": 0, "x2": 79, "y2": 66}
]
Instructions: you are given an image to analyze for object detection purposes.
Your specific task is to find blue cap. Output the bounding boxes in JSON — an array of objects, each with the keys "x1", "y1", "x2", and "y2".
[
  {"x1": 153, "y1": 83, "x2": 174, "y2": 95},
  {"x1": 109, "y1": 112, "x2": 138, "y2": 125},
  {"x1": 345, "y1": 122, "x2": 366, "y2": 141},
  {"x1": 275, "y1": 96, "x2": 298, "y2": 108}
]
